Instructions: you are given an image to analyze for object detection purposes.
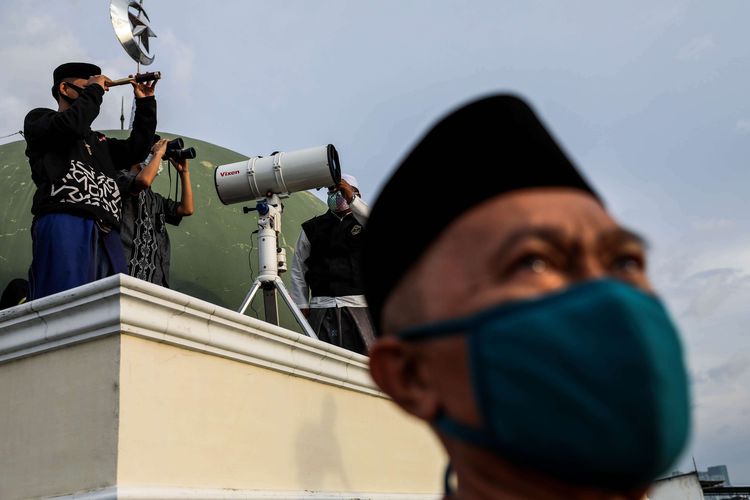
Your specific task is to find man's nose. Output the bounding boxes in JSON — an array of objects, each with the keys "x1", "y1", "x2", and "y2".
[{"x1": 571, "y1": 256, "x2": 607, "y2": 282}]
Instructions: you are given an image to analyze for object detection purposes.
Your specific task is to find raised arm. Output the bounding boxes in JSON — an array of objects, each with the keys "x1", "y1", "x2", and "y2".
[
  {"x1": 24, "y1": 82, "x2": 106, "y2": 147},
  {"x1": 337, "y1": 178, "x2": 369, "y2": 225},
  {"x1": 132, "y1": 139, "x2": 168, "y2": 193},
  {"x1": 171, "y1": 158, "x2": 194, "y2": 216},
  {"x1": 107, "y1": 77, "x2": 158, "y2": 171}
]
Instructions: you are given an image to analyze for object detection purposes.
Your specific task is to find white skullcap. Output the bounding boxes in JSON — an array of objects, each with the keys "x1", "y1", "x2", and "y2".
[{"x1": 341, "y1": 174, "x2": 359, "y2": 190}]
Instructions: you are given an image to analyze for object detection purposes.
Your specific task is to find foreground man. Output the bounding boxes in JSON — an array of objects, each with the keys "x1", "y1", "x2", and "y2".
[{"x1": 364, "y1": 95, "x2": 690, "y2": 499}]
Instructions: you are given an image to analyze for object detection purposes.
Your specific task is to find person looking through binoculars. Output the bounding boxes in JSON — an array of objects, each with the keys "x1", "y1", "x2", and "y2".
[
  {"x1": 23, "y1": 62, "x2": 157, "y2": 300},
  {"x1": 116, "y1": 137, "x2": 194, "y2": 287},
  {"x1": 290, "y1": 174, "x2": 376, "y2": 355}
]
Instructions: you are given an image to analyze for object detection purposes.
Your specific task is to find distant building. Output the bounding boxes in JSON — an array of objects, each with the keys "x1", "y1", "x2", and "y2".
[
  {"x1": 667, "y1": 465, "x2": 750, "y2": 500},
  {"x1": 670, "y1": 465, "x2": 731, "y2": 487},
  {"x1": 701, "y1": 465, "x2": 731, "y2": 486}
]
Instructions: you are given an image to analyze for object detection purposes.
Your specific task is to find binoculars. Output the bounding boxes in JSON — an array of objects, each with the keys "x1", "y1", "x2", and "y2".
[{"x1": 157, "y1": 136, "x2": 197, "y2": 161}]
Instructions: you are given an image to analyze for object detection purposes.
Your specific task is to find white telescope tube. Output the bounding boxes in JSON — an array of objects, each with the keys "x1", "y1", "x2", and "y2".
[{"x1": 215, "y1": 144, "x2": 341, "y2": 204}]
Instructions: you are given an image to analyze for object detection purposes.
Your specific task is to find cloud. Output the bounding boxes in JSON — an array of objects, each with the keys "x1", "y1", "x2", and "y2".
[
  {"x1": 0, "y1": 1, "x2": 153, "y2": 135},
  {"x1": 692, "y1": 218, "x2": 737, "y2": 232},
  {"x1": 697, "y1": 355, "x2": 750, "y2": 385},
  {"x1": 688, "y1": 351, "x2": 750, "y2": 481},
  {"x1": 736, "y1": 119, "x2": 750, "y2": 134},
  {"x1": 158, "y1": 30, "x2": 195, "y2": 100},
  {"x1": 640, "y1": 5, "x2": 684, "y2": 31},
  {"x1": 681, "y1": 268, "x2": 750, "y2": 319},
  {"x1": 677, "y1": 34, "x2": 716, "y2": 61},
  {"x1": 0, "y1": 12, "x2": 87, "y2": 134}
]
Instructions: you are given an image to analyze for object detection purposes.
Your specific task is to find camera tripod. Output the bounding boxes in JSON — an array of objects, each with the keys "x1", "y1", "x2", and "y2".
[{"x1": 238, "y1": 193, "x2": 318, "y2": 339}]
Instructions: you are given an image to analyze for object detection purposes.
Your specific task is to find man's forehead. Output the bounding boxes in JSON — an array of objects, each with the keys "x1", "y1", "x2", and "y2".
[{"x1": 438, "y1": 188, "x2": 612, "y2": 248}]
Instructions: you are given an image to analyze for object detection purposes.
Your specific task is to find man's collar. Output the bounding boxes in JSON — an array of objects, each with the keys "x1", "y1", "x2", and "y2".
[{"x1": 328, "y1": 209, "x2": 352, "y2": 221}]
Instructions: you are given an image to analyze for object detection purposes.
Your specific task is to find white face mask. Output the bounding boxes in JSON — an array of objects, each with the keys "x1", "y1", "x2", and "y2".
[{"x1": 327, "y1": 192, "x2": 350, "y2": 212}]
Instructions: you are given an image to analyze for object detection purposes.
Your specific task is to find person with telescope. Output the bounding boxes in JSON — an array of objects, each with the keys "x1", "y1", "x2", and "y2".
[
  {"x1": 364, "y1": 94, "x2": 691, "y2": 499},
  {"x1": 116, "y1": 136, "x2": 194, "y2": 288},
  {"x1": 23, "y1": 62, "x2": 157, "y2": 300},
  {"x1": 290, "y1": 174, "x2": 376, "y2": 354}
]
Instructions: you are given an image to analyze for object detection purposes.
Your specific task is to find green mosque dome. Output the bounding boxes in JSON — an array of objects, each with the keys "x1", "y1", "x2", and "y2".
[{"x1": 0, "y1": 131, "x2": 327, "y2": 334}]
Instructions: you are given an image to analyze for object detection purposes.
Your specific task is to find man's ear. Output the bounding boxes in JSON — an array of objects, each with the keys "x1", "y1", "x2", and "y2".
[
  {"x1": 59, "y1": 81, "x2": 76, "y2": 101},
  {"x1": 368, "y1": 336, "x2": 441, "y2": 421}
]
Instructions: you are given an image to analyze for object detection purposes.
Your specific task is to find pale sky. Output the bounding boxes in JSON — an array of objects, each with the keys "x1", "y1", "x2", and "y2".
[{"x1": 1, "y1": 0, "x2": 748, "y2": 484}]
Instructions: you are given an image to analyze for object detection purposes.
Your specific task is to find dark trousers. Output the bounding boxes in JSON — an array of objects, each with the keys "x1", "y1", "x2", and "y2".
[
  {"x1": 29, "y1": 213, "x2": 127, "y2": 300},
  {"x1": 307, "y1": 306, "x2": 376, "y2": 355}
]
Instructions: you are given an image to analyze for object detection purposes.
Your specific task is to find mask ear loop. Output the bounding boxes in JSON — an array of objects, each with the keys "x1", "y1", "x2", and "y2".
[
  {"x1": 64, "y1": 82, "x2": 85, "y2": 94},
  {"x1": 444, "y1": 461, "x2": 456, "y2": 496},
  {"x1": 60, "y1": 82, "x2": 84, "y2": 104}
]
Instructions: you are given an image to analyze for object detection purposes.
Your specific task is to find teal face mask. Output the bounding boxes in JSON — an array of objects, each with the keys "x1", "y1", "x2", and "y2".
[{"x1": 397, "y1": 279, "x2": 691, "y2": 490}]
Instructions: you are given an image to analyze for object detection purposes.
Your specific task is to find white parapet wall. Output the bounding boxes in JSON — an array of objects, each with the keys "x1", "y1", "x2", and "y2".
[
  {"x1": 647, "y1": 472, "x2": 705, "y2": 500},
  {"x1": 0, "y1": 275, "x2": 444, "y2": 500}
]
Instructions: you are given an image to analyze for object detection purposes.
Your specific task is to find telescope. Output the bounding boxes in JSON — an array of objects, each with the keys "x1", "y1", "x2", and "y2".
[
  {"x1": 215, "y1": 144, "x2": 343, "y2": 339},
  {"x1": 106, "y1": 71, "x2": 161, "y2": 87},
  {"x1": 214, "y1": 144, "x2": 341, "y2": 204}
]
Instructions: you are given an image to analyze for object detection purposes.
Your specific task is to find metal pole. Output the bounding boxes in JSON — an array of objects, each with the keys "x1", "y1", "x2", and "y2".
[
  {"x1": 237, "y1": 195, "x2": 317, "y2": 338},
  {"x1": 262, "y1": 284, "x2": 279, "y2": 325},
  {"x1": 238, "y1": 279, "x2": 263, "y2": 316},
  {"x1": 274, "y1": 277, "x2": 318, "y2": 339}
]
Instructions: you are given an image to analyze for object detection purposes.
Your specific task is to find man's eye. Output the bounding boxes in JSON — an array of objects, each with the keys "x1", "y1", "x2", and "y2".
[
  {"x1": 612, "y1": 254, "x2": 645, "y2": 274},
  {"x1": 516, "y1": 255, "x2": 549, "y2": 274}
]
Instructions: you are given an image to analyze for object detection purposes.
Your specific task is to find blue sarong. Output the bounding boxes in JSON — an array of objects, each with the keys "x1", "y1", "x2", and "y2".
[{"x1": 28, "y1": 213, "x2": 127, "y2": 300}]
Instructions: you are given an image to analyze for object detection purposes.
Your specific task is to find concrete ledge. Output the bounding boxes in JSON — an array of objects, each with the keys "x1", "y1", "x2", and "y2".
[
  {"x1": 47, "y1": 486, "x2": 440, "y2": 499},
  {"x1": 0, "y1": 276, "x2": 444, "y2": 499},
  {"x1": 0, "y1": 274, "x2": 380, "y2": 397}
]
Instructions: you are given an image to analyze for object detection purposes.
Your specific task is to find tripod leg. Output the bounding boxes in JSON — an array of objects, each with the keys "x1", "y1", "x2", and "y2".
[
  {"x1": 274, "y1": 277, "x2": 319, "y2": 339},
  {"x1": 263, "y1": 284, "x2": 279, "y2": 325},
  {"x1": 238, "y1": 279, "x2": 263, "y2": 315}
]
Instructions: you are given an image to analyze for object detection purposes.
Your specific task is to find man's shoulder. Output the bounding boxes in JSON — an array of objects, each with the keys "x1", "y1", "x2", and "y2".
[
  {"x1": 24, "y1": 107, "x2": 55, "y2": 123},
  {"x1": 115, "y1": 168, "x2": 136, "y2": 182},
  {"x1": 303, "y1": 211, "x2": 332, "y2": 225},
  {"x1": 146, "y1": 190, "x2": 173, "y2": 211},
  {"x1": 149, "y1": 190, "x2": 167, "y2": 202}
]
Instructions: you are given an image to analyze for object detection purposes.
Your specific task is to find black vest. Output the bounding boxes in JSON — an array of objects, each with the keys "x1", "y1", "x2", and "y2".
[{"x1": 302, "y1": 211, "x2": 365, "y2": 297}]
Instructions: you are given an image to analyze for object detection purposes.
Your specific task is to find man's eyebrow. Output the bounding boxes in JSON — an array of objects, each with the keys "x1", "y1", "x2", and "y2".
[
  {"x1": 491, "y1": 226, "x2": 571, "y2": 260},
  {"x1": 489, "y1": 226, "x2": 649, "y2": 262},
  {"x1": 598, "y1": 227, "x2": 649, "y2": 250}
]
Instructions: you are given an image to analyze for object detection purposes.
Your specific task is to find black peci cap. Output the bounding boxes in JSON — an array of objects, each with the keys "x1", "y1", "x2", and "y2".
[
  {"x1": 362, "y1": 93, "x2": 601, "y2": 335},
  {"x1": 51, "y1": 62, "x2": 102, "y2": 100}
]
